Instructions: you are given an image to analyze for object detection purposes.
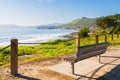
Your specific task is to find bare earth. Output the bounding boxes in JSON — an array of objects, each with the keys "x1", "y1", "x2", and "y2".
[{"x1": 1, "y1": 45, "x2": 120, "y2": 80}]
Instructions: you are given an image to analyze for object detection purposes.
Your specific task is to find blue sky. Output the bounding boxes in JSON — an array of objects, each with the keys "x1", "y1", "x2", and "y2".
[{"x1": 0, "y1": 0, "x2": 120, "y2": 26}]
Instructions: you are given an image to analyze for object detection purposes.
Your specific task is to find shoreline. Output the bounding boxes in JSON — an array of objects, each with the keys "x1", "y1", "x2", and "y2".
[
  {"x1": 0, "y1": 31, "x2": 77, "y2": 47},
  {"x1": 61, "y1": 32, "x2": 77, "y2": 39}
]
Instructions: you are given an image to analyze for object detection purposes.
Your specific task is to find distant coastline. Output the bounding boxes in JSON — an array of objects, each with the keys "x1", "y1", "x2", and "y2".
[{"x1": 0, "y1": 27, "x2": 76, "y2": 46}]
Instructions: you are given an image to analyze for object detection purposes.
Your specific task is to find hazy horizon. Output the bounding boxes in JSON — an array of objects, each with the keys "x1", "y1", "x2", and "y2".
[{"x1": 0, "y1": 0, "x2": 120, "y2": 26}]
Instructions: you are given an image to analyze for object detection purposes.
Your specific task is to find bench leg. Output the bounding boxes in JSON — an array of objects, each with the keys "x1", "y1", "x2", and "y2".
[
  {"x1": 71, "y1": 62, "x2": 75, "y2": 74},
  {"x1": 99, "y1": 55, "x2": 101, "y2": 63}
]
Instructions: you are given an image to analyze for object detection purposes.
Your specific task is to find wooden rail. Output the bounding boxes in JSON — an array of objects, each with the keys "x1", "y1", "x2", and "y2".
[{"x1": 0, "y1": 45, "x2": 11, "y2": 52}]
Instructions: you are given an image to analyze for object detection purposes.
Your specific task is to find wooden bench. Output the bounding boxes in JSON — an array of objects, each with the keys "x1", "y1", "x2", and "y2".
[{"x1": 64, "y1": 42, "x2": 108, "y2": 74}]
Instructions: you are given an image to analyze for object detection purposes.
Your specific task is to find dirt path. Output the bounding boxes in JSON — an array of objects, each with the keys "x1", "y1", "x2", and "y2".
[
  {"x1": 0, "y1": 58, "x2": 75, "y2": 80},
  {"x1": 1, "y1": 45, "x2": 120, "y2": 80}
]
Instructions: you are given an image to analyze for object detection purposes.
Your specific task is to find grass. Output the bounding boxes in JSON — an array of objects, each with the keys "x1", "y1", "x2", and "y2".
[{"x1": 0, "y1": 34, "x2": 120, "y2": 67}]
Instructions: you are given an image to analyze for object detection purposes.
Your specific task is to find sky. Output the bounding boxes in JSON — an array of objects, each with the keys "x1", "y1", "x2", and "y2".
[{"x1": 0, "y1": 0, "x2": 120, "y2": 26}]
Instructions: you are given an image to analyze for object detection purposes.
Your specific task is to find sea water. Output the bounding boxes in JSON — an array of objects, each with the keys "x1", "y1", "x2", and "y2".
[{"x1": 0, "y1": 27, "x2": 75, "y2": 46}]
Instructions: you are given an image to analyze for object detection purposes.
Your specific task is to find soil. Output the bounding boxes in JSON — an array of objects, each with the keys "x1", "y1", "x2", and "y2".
[{"x1": 0, "y1": 57, "x2": 75, "y2": 80}]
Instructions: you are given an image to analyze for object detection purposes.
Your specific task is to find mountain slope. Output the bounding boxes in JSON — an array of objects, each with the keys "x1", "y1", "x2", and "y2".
[
  {"x1": 61, "y1": 17, "x2": 97, "y2": 30},
  {"x1": 37, "y1": 23, "x2": 64, "y2": 29}
]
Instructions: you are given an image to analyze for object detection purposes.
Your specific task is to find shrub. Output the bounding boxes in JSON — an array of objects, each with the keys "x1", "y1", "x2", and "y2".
[{"x1": 78, "y1": 27, "x2": 90, "y2": 38}]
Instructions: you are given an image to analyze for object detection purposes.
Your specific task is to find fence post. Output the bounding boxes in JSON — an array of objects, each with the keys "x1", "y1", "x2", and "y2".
[
  {"x1": 104, "y1": 34, "x2": 107, "y2": 42},
  {"x1": 11, "y1": 39, "x2": 18, "y2": 76},
  {"x1": 76, "y1": 35, "x2": 80, "y2": 53},
  {"x1": 117, "y1": 34, "x2": 119, "y2": 38},
  {"x1": 96, "y1": 34, "x2": 99, "y2": 44},
  {"x1": 111, "y1": 34, "x2": 114, "y2": 40}
]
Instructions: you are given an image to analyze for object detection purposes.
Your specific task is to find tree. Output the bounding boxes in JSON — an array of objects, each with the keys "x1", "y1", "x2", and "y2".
[
  {"x1": 96, "y1": 16, "x2": 116, "y2": 29},
  {"x1": 96, "y1": 14, "x2": 120, "y2": 34},
  {"x1": 110, "y1": 25, "x2": 120, "y2": 34},
  {"x1": 78, "y1": 27, "x2": 90, "y2": 37}
]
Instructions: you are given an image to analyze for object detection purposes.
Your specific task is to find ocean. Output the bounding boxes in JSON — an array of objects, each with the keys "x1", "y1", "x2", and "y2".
[{"x1": 0, "y1": 27, "x2": 76, "y2": 46}]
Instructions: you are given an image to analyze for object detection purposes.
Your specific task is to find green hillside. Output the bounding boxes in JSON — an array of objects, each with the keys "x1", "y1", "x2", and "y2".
[{"x1": 61, "y1": 17, "x2": 97, "y2": 30}]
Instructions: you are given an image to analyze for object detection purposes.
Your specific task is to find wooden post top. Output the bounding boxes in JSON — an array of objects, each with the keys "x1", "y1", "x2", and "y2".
[
  {"x1": 76, "y1": 35, "x2": 80, "y2": 47},
  {"x1": 11, "y1": 39, "x2": 18, "y2": 41},
  {"x1": 11, "y1": 39, "x2": 18, "y2": 44},
  {"x1": 76, "y1": 35, "x2": 80, "y2": 38},
  {"x1": 104, "y1": 34, "x2": 107, "y2": 42},
  {"x1": 111, "y1": 33, "x2": 114, "y2": 40}
]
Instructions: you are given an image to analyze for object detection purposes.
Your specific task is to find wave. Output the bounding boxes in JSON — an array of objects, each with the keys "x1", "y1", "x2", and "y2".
[{"x1": 0, "y1": 33, "x2": 72, "y2": 46}]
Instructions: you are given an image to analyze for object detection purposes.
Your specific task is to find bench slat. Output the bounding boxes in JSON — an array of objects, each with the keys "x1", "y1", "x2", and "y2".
[
  {"x1": 77, "y1": 49, "x2": 106, "y2": 61},
  {"x1": 76, "y1": 42, "x2": 108, "y2": 61}
]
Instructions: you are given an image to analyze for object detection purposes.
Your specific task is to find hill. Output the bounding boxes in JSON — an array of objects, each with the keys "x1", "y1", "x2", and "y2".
[
  {"x1": 61, "y1": 17, "x2": 97, "y2": 30},
  {"x1": 37, "y1": 23, "x2": 64, "y2": 29}
]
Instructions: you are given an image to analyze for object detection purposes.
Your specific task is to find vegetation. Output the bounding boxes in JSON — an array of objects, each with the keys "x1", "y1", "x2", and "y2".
[
  {"x1": 1, "y1": 34, "x2": 120, "y2": 67},
  {"x1": 0, "y1": 39, "x2": 76, "y2": 67},
  {"x1": 61, "y1": 17, "x2": 97, "y2": 30},
  {"x1": 96, "y1": 14, "x2": 120, "y2": 34},
  {"x1": 78, "y1": 27, "x2": 90, "y2": 37}
]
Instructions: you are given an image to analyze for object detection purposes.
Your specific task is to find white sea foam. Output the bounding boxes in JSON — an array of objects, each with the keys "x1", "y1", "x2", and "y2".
[
  {"x1": 0, "y1": 33, "x2": 71, "y2": 46},
  {"x1": 19, "y1": 34, "x2": 63, "y2": 43}
]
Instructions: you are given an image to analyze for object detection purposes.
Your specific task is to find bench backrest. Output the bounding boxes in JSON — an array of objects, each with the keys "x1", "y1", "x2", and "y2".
[{"x1": 76, "y1": 42, "x2": 108, "y2": 61}]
